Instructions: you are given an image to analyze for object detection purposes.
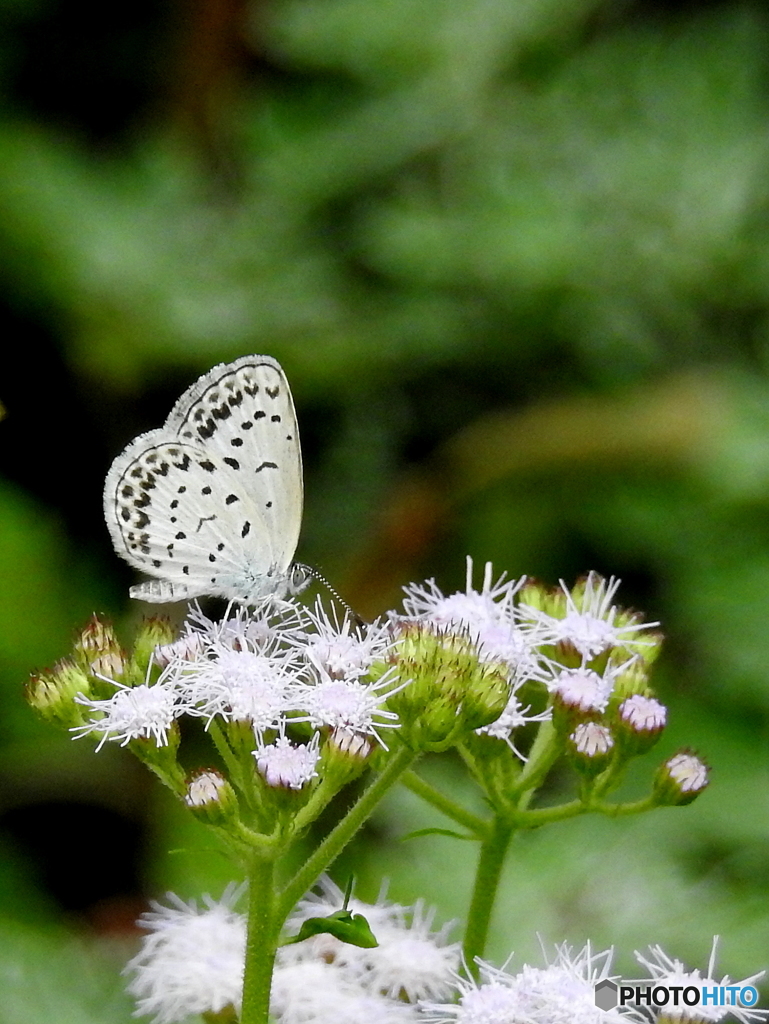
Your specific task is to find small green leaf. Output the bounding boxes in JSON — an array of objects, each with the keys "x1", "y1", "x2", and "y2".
[
  {"x1": 282, "y1": 909, "x2": 379, "y2": 948},
  {"x1": 401, "y1": 827, "x2": 477, "y2": 841}
]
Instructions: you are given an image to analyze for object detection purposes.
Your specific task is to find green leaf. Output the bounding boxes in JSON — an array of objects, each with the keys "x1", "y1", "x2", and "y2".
[
  {"x1": 401, "y1": 827, "x2": 477, "y2": 841},
  {"x1": 282, "y1": 909, "x2": 379, "y2": 949}
]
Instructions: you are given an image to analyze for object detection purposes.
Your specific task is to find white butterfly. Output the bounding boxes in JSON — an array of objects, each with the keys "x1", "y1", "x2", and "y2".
[{"x1": 104, "y1": 355, "x2": 306, "y2": 604}]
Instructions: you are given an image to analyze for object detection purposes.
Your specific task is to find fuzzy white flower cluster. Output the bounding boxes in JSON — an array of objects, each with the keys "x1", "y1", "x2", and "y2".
[
  {"x1": 634, "y1": 937, "x2": 767, "y2": 1024},
  {"x1": 73, "y1": 598, "x2": 405, "y2": 785},
  {"x1": 125, "y1": 886, "x2": 247, "y2": 1023},
  {"x1": 73, "y1": 559, "x2": 660, "y2": 775},
  {"x1": 421, "y1": 941, "x2": 631, "y2": 1024},
  {"x1": 126, "y1": 889, "x2": 766, "y2": 1024},
  {"x1": 125, "y1": 880, "x2": 460, "y2": 1024},
  {"x1": 397, "y1": 559, "x2": 658, "y2": 760},
  {"x1": 422, "y1": 938, "x2": 768, "y2": 1024}
]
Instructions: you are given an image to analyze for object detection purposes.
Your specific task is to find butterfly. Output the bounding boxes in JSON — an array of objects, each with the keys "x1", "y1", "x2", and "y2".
[{"x1": 103, "y1": 355, "x2": 306, "y2": 604}]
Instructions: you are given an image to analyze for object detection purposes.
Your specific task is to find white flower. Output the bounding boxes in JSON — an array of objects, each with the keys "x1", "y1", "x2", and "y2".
[
  {"x1": 271, "y1": 959, "x2": 418, "y2": 1024},
  {"x1": 293, "y1": 670, "x2": 405, "y2": 748},
  {"x1": 72, "y1": 675, "x2": 179, "y2": 750},
  {"x1": 634, "y1": 937, "x2": 767, "y2": 1022},
  {"x1": 549, "y1": 661, "x2": 628, "y2": 711},
  {"x1": 475, "y1": 668, "x2": 551, "y2": 760},
  {"x1": 422, "y1": 942, "x2": 636, "y2": 1024},
  {"x1": 552, "y1": 665, "x2": 615, "y2": 712},
  {"x1": 399, "y1": 558, "x2": 539, "y2": 675},
  {"x1": 124, "y1": 887, "x2": 246, "y2": 1023},
  {"x1": 185, "y1": 599, "x2": 309, "y2": 650},
  {"x1": 356, "y1": 901, "x2": 460, "y2": 1002},
  {"x1": 520, "y1": 572, "x2": 658, "y2": 661},
  {"x1": 179, "y1": 642, "x2": 302, "y2": 732},
  {"x1": 153, "y1": 632, "x2": 203, "y2": 668},
  {"x1": 292, "y1": 598, "x2": 394, "y2": 680},
  {"x1": 254, "y1": 731, "x2": 321, "y2": 789}
]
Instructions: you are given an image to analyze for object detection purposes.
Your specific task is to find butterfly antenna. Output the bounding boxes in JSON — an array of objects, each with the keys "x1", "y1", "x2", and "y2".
[{"x1": 303, "y1": 565, "x2": 368, "y2": 627}]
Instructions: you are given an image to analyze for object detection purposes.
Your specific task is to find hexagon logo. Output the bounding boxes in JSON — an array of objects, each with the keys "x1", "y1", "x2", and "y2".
[{"x1": 594, "y1": 979, "x2": 619, "y2": 1011}]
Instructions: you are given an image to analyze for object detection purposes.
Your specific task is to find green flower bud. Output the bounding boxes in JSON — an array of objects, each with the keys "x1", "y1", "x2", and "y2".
[
  {"x1": 130, "y1": 617, "x2": 177, "y2": 679},
  {"x1": 26, "y1": 659, "x2": 91, "y2": 728},
  {"x1": 384, "y1": 623, "x2": 509, "y2": 752},
  {"x1": 610, "y1": 660, "x2": 652, "y2": 702}
]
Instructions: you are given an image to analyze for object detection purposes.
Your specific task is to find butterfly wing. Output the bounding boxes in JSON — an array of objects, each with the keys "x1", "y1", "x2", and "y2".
[{"x1": 103, "y1": 355, "x2": 304, "y2": 603}]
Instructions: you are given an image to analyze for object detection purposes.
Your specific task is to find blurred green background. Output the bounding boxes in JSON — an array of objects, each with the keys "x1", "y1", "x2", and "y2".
[{"x1": 1, "y1": 0, "x2": 769, "y2": 1018}]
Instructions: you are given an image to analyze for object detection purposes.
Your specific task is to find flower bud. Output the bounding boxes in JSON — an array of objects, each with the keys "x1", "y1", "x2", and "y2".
[
  {"x1": 184, "y1": 770, "x2": 239, "y2": 826},
  {"x1": 568, "y1": 721, "x2": 614, "y2": 778},
  {"x1": 75, "y1": 614, "x2": 127, "y2": 679},
  {"x1": 319, "y1": 727, "x2": 373, "y2": 786},
  {"x1": 654, "y1": 750, "x2": 709, "y2": 806},
  {"x1": 384, "y1": 623, "x2": 509, "y2": 751},
  {"x1": 614, "y1": 694, "x2": 666, "y2": 755},
  {"x1": 26, "y1": 659, "x2": 91, "y2": 728},
  {"x1": 130, "y1": 617, "x2": 177, "y2": 679}
]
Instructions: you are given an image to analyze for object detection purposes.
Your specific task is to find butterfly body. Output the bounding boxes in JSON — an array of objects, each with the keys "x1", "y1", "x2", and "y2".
[{"x1": 104, "y1": 355, "x2": 304, "y2": 604}]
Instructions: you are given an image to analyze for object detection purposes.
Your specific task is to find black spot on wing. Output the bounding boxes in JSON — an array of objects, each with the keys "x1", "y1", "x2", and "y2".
[{"x1": 255, "y1": 461, "x2": 278, "y2": 473}]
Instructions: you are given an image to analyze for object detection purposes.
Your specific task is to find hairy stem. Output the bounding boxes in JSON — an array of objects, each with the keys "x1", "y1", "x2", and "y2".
[
  {"x1": 278, "y1": 744, "x2": 418, "y2": 921},
  {"x1": 463, "y1": 814, "x2": 514, "y2": 971},
  {"x1": 240, "y1": 854, "x2": 278, "y2": 1024}
]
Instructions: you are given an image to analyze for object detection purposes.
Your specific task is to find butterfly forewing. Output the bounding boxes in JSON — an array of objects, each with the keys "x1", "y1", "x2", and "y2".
[{"x1": 103, "y1": 355, "x2": 304, "y2": 604}]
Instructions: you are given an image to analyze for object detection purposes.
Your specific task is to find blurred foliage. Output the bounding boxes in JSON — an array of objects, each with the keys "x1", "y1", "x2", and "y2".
[{"x1": 1, "y1": 0, "x2": 769, "y2": 1017}]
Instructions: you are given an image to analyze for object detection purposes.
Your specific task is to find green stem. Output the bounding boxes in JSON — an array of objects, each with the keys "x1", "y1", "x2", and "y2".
[
  {"x1": 277, "y1": 744, "x2": 418, "y2": 921},
  {"x1": 514, "y1": 719, "x2": 559, "y2": 800},
  {"x1": 240, "y1": 854, "x2": 277, "y2": 1024},
  {"x1": 401, "y1": 770, "x2": 488, "y2": 837},
  {"x1": 463, "y1": 814, "x2": 514, "y2": 970},
  {"x1": 593, "y1": 794, "x2": 657, "y2": 816},
  {"x1": 290, "y1": 775, "x2": 353, "y2": 836},
  {"x1": 209, "y1": 720, "x2": 246, "y2": 791}
]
